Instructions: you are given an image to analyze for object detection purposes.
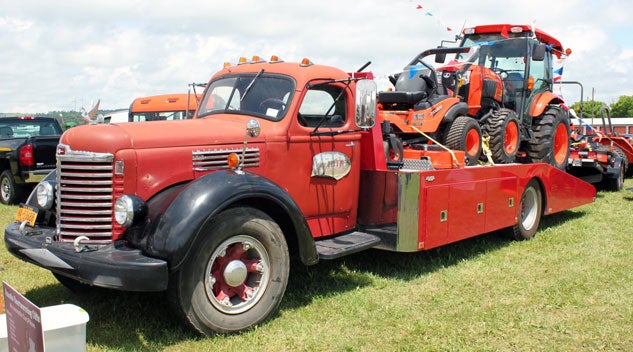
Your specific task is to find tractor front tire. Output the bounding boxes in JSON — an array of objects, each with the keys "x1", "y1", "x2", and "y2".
[
  {"x1": 168, "y1": 207, "x2": 289, "y2": 335},
  {"x1": 443, "y1": 116, "x2": 482, "y2": 166},
  {"x1": 526, "y1": 106, "x2": 570, "y2": 170},
  {"x1": 483, "y1": 108, "x2": 520, "y2": 164}
]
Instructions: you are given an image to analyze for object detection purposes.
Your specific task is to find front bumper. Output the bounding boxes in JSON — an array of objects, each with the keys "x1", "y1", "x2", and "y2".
[{"x1": 4, "y1": 222, "x2": 168, "y2": 291}]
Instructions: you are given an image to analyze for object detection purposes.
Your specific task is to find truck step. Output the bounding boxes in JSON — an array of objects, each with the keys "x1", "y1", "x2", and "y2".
[{"x1": 315, "y1": 231, "x2": 381, "y2": 260}]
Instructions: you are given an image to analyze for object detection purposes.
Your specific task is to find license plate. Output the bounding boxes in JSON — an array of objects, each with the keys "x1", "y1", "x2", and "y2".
[
  {"x1": 15, "y1": 204, "x2": 38, "y2": 226},
  {"x1": 572, "y1": 159, "x2": 582, "y2": 167}
]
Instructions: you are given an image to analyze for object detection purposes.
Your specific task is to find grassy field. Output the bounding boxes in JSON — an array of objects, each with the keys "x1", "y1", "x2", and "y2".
[{"x1": 1, "y1": 180, "x2": 633, "y2": 351}]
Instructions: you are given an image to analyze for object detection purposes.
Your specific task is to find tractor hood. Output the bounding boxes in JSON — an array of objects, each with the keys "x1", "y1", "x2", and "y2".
[{"x1": 60, "y1": 115, "x2": 266, "y2": 154}]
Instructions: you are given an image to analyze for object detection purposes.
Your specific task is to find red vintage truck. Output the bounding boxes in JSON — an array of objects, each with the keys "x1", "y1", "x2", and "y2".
[{"x1": 5, "y1": 56, "x2": 595, "y2": 336}]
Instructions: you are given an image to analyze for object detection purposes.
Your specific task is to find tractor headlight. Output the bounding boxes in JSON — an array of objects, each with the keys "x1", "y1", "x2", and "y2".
[
  {"x1": 35, "y1": 181, "x2": 55, "y2": 210},
  {"x1": 114, "y1": 195, "x2": 147, "y2": 228}
]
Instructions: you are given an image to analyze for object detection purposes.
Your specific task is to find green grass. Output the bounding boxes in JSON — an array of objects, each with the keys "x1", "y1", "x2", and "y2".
[{"x1": 2, "y1": 180, "x2": 633, "y2": 351}]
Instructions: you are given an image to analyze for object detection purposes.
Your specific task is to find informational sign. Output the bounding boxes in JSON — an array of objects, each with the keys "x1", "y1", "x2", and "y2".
[{"x1": 2, "y1": 281, "x2": 44, "y2": 352}]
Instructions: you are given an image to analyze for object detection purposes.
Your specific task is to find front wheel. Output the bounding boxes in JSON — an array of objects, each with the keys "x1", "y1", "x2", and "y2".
[
  {"x1": 443, "y1": 115, "x2": 482, "y2": 166},
  {"x1": 482, "y1": 108, "x2": 520, "y2": 164},
  {"x1": 510, "y1": 179, "x2": 543, "y2": 241},
  {"x1": 168, "y1": 207, "x2": 289, "y2": 335}
]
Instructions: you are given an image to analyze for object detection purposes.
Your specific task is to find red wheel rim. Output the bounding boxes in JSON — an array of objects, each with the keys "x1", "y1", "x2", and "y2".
[
  {"x1": 465, "y1": 128, "x2": 480, "y2": 157},
  {"x1": 553, "y1": 123, "x2": 569, "y2": 164},
  {"x1": 504, "y1": 121, "x2": 519, "y2": 154}
]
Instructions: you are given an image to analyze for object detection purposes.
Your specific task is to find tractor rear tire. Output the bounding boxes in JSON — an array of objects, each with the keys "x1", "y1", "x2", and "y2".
[
  {"x1": 483, "y1": 108, "x2": 520, "y2": 164},
  {"x1": 526, "y1": 106, "x2": 570, "y2": 170},
  {"x1": 443, "y1": 116, "x2": 482, "y2": 166}
]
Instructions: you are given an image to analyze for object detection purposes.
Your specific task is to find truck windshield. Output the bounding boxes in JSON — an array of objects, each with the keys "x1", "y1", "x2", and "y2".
[{"x1": 197, "y1": 73, "x2": 295, "y2": 121}]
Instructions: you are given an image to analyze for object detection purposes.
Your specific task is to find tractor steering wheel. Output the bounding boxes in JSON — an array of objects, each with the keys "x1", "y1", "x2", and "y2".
[{"x1": 492, "y1": 68, "x2": 509, "y2": 80}]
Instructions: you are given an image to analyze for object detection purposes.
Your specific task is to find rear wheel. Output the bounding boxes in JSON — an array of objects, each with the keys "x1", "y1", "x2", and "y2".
[
  {"x1": 0, "y1": 170, "x2": 22, "y2": 205},
  {"x1": 168, "y1": 207, "x2": 289, "y2": 335},
  {"x1": 611, "y1": 146, "x2": 629, "y2": 177},
  {"x1": 526, "y1": 106, "x2": 570, "y2": 170},
  {"x1": 510, "y1": 179, "x2": 543, "y2": 241},
  {"x1": 443, "y1": 116, "x2": 482, "y2": 166},
  {"x1": 482, "y1": 108, "x2": 520, "y2": 164}
]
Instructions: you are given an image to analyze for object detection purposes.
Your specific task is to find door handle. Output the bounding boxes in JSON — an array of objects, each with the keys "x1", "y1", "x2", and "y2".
[{"x1": 345, "y1": 142, "x2": 355, "y2": 147}]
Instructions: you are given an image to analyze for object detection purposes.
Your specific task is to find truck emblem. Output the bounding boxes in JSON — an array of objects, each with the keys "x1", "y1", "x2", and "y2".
[{"x1": 311, "y1": 152, "x2": 351, "y2": 180}]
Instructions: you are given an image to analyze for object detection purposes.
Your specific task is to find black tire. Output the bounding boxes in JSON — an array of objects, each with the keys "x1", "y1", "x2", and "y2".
[
  {"x1": 0, "y1": 170, "x2": 22, "y2": 205},
  {"x1": 510, "y1": 179, "x2": 543, "y2": 241},
  {"x1": 526, "y1": 106, "x2": 570, "y2": 170},
  {"x1": 443, "y1": 115, "x2": 482, "y2": 166},
  {"x1": 482, "y1": 108, "x2": 521, "y2": 164},
  {"x1": 53, "y1": 272, "x2": 94, "y2": 293},
  {"x1": 612, "y1": 146, "x2": 630, "y2": 177},
  {"x1": 168, "y1": 207, "x2": 289, "y2": 335},
  {"x1": 603, "y1": 164, "x2": 624, "y2": 191}
]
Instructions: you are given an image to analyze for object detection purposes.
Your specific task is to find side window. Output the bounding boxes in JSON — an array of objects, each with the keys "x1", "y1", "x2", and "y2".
[{"x1": 298, "y1": 85, "x2": 346, "y2": 128}]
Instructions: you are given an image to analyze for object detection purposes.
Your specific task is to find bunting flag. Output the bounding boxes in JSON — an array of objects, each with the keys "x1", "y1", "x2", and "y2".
[
  {"x1": 416, "y1": 3, "x2": 452, "y2": 31},
  {"x1": 553, "y1": 67, "x2": 564, "y2": 82}
]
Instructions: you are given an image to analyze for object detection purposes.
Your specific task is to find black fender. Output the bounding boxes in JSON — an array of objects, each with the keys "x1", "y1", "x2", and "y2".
[
  {"x1": 442, "y1": 102, "x2": 469, "y2": 125},
  {"x1": 143, "y1": 170, "x2": 318, "y2": 272}
]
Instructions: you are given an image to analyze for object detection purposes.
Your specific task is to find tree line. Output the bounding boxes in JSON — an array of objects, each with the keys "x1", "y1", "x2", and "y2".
[{"x1": 569, "y1": 95, "x2": 633, "y2": 118}]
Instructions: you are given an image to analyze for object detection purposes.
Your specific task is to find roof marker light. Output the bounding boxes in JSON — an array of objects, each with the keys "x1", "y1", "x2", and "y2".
[
  {"x1": 270, "y1": 55, "x2": 283, "y2": 63},
  {"x1": 223, "y1": 62, "x2": 232, "y2": 68},
  {"x1": 463, "y1": 27, "x2": 475, "y2": 35},
  {"x1": 238, "y1": 57, "x2": 248, "y2": 65},
  {"x1": 510, "y1": 26, "x2": 524, "y2": 33},
  {"x1": 300, "y1": 58, "x2": 313, "y2": 67},
  {"x1": 252, "y1": 55, "x2": 264, "y2": 63}
]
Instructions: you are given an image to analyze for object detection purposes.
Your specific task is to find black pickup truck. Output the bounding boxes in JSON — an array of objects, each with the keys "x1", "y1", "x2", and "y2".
[{"x1": 0, "y1": 116, "x2": 63, "y2": 204}]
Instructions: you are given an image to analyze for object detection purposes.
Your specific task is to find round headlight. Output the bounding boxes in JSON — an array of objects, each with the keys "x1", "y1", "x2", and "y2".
[
  {"x1": 35, "y1": 181, "x2": 55, "y2": 210},
  {"x1": 114, "y1": 195, "x2": 146, "y2": 228}
]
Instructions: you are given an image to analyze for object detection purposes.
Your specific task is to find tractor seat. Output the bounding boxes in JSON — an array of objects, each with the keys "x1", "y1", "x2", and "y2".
[
  {"x1": 506, "y1": 72, "x2": 524, "y2": 91},
  {"x1": 378, "y1": 90, "x2": 428, "y2": 105},
  {"x1": 378, "y1": 69, "x2": 435, "y2": 106}
]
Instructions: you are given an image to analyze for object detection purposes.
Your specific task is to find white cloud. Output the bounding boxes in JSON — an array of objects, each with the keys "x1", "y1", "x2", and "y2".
[{"x1": 1, "y1": 0, "x2": 632, "y2": 112}]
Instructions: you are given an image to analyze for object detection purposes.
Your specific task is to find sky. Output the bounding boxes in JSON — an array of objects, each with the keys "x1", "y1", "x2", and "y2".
[{"x1": 1, "y1": 0, "x2": 632, "y2": 113}]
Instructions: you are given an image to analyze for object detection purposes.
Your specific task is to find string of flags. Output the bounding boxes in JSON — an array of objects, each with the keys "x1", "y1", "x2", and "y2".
[{"x1": 415, "y1": 2, "x2": 453, "y2": 32}]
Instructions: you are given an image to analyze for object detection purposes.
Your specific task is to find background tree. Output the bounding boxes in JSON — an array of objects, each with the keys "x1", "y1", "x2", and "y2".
[
  {"x1": 569, "y1": 100, "x2": 607, "y2": 118},
  {"x1": 610, "y1": 95, "x2": 633, "y2": 117}
]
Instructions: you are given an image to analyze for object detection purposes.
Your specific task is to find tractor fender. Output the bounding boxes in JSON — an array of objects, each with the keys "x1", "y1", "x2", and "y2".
[
  {"x1": 441, "y1": 102, "x2": 469, "y2": 125},
  {"x1": 529, "y1": 92, "x2": 564, "y2": 117},
  {"x1": 144, "y1": 170, "x2": 317, "y2": 272}
]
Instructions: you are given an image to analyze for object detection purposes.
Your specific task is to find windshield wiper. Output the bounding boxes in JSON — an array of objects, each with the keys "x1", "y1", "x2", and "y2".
[{"x1": 241, "y1": 69, "x2": 264, "y2": 103}]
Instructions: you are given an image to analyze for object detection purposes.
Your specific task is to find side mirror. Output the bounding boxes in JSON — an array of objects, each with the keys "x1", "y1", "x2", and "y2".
[
  {"x1": 532, "y1": 44, "x2": 546, "y2": 61},
  {"x1": 435, "y1": 52, "x2": 447, "y2": 64},
  {"x1": 355, "y1": 80, "x2": 376, "y2": 129}
]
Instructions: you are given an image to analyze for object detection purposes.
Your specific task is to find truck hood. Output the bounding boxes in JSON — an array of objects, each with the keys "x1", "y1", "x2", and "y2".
[{"x1": 61, "y1": 115, "x2": 266, "y2": 154}]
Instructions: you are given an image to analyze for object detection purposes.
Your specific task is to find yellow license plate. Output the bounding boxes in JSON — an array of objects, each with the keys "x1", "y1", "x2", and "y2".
[{"x1": 15, "y1": 205, "x2": 38, "y2": 226}]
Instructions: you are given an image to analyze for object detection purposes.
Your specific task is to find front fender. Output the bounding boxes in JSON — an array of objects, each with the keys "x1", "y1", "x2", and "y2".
[
  {"x1": 529, "y1": 92, "x2": 563, "y2": 117},
  {"x1": 144, "y1": 170, "x2": 317, "y2": 271}
]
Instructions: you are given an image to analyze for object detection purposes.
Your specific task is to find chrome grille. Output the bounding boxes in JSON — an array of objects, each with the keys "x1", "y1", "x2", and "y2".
[
  {"x1": 56, "y1": 145, "x2": 114, "y2": 243},
  {"x1": 192, "y1": 147, "x2": 260, "y2": 171}
]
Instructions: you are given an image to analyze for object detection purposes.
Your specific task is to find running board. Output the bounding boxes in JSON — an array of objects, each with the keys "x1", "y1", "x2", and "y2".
[{"x1": 315, "y1": 232, "x2": 381, "y2": 260}]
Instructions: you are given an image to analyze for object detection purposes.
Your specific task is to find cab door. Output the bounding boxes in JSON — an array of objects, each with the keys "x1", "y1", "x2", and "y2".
[{"x1": 285, "y1": 81, "x2": 362, "y2": 238}]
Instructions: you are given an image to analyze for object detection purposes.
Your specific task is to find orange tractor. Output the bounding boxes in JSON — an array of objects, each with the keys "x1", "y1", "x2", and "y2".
[{"x1": 378, "y1": 24, "x2": 573, "y2": 169}]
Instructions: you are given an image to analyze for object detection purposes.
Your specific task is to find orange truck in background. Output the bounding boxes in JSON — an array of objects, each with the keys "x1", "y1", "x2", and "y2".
[{"x1": 128, "y1": 93, "x2": 202, "y2": 122}]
